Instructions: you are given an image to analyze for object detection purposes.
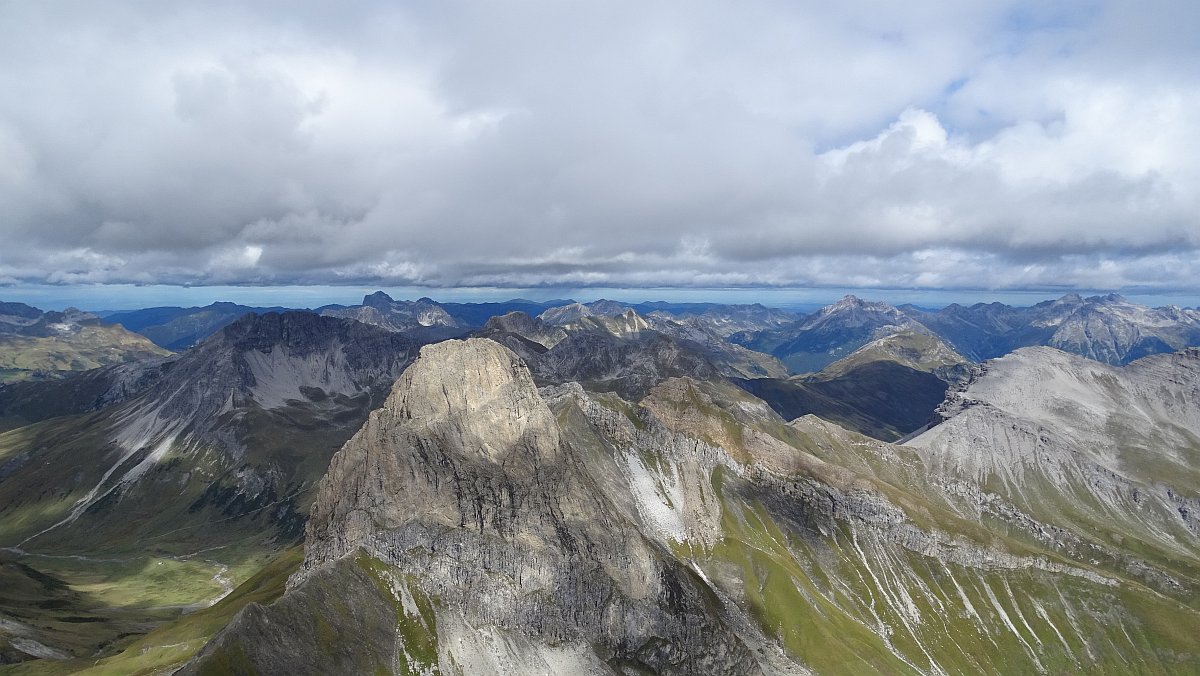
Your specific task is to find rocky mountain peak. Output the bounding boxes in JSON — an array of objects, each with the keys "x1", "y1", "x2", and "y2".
[
  {"x1": 588, "y1": 299, "x2": 632, "y2": 316},
  {"x1": 808, "y1": 295, "x2": 908, "y2": 330},
  {"x1": 536, "y1": 301, "x2": 592, "y2": 325},
  {"x1": 828, "y1": 294, "x2": 866, "y2": 310},
  {"x1": 362, "y1": 290, "x2": 396, "y2": 308},
  {"x1": 297, "y1": 337, "x2": 583, "y2": 590},
  {"x1": 386, "y1": 338, "x2": 560, "y2": 464},
  {"x1": 482, "y1": 310, "x2": 539, "y2": 334},
  {"x1": 323, "y1": 293, "x2": 460, "y2": 331},
  {"x1": 189, "y1": 333, "x2": 773, "y2": 675},
  {"x1": 819, "y1": 294, "x2": 902, "y2": 319},
  {"x1": 0, "y1": 301, "x2": 42, "y2": 321}
]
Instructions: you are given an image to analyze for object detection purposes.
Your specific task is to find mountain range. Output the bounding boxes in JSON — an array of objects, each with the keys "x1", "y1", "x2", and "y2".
[
  {"x1": 182, "y1": 338, "x2": 1200, "y2": 674},
  {"x1": 92, "y1": 292, "x2": 1200, "y2": 374},
  {"x1": 0, "y1": 304, "x2": 169, "y2": 383},
  {"x1": 900, "y1": 293, "x2": 1200, "y2": 364},
  {"x1": 102, "y1": 302, "x2": 296, "y2": 352},
  {"x1": 0, "y1": 291, "x2": 1196, "y2": 673}
]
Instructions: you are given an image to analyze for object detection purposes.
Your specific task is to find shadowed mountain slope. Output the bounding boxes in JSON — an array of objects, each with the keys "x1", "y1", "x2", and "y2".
[
  {"x1": 104, "y1": 302, "x2": 295, "y2": 351},
  {"x1": 901, "y1": 294, "x2": 1200, "y2": 364},
  {"x1": 733, "y1": 295, "x2": 929, "y2": 374},
  {"x1": 736, "y1": 360, "x2": 950, "y2": 442},
  {"x1": 0, "y1": 312, "x2": 421, "y2": 554}
]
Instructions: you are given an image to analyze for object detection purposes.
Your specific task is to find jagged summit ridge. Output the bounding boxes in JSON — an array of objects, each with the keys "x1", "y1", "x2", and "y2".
[
  {"x1": 322, "y1": 292, "x2": 462, "y2": 331},
  {"x1": 903, "y1": 293, "x2": 1200, "y2": 364}
]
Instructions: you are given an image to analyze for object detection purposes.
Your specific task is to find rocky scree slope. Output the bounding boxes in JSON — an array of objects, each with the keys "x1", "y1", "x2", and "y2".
[
  {"x1": 911, "y1": 346, "x2": 1200, "y2": 595},
  {"x1": 186, "y1": 338, "x2": 1200, "y2": 675}
]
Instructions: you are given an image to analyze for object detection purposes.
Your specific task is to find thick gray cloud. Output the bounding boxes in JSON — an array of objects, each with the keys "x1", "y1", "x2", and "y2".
[{"x1": 0, "y1": 0, "x2": 1197, "y2": 291}]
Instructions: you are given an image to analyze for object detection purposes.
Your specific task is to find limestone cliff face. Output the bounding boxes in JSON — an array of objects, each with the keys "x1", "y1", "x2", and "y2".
[
  {"x1": 296, "y1": 338, "x2": 762, "y2": 674},
  {"x1": 302, "y1": 338, "x2": 562, "y2": 566}
]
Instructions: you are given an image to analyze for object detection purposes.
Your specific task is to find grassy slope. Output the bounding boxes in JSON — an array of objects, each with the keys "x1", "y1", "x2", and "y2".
[
  {"x1": 181, "y1": 552, "x2": 417, "y2": 675},
  {"x1": 0, "y1": 399, "x2": 354, "y2": 666},
  {"x1": 702, "y1": 475, "x2": 1200, "y2": 675},
  {"x1": 0, "y1": 328, "x2": 169, "y2": 383},
  {"x1": 638, "y1": 379, "x2": 1200, "y2": 674},
  {"x1": 814, "y1": 331, "x2": 966, "y2": 381},
  {"x1": 2, "y1": 547, "x2": 301, "y2": 675}
]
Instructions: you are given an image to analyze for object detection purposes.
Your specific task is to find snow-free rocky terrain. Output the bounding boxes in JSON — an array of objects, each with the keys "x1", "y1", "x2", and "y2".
[{"x1": 181, "y1": 338, "x2": 1200, "y2": 675}]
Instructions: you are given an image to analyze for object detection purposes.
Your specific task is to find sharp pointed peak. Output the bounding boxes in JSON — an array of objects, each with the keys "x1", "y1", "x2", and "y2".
[{"x1": 365, "y1": 290, "x2": 394, "y2": 300}]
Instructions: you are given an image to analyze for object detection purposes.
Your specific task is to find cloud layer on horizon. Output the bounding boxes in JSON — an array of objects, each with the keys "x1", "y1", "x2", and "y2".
[{"x1": 1, "y1": 1, "x2": 1197, "y2": 291}]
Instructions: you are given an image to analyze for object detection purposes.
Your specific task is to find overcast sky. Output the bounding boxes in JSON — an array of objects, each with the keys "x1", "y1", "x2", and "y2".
[{"x1": 1, "y1": 1, "x2": 1197, "y2": 294}]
